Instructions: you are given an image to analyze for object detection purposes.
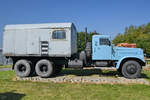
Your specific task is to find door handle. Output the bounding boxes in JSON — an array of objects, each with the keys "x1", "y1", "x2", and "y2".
[
  {"x1": 97, "y1": 47, "x2": 100, "y2": 50},
  {"x1": 94, "y1": 47, "x2": 96, "y2": 52}
]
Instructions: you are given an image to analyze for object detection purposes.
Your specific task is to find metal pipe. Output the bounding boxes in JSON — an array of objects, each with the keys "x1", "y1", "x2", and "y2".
[{"x1": 85, "y1": 27, "x2": 87, "y2": 48}]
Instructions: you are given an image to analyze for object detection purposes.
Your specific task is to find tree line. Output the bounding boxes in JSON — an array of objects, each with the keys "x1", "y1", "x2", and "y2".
[{"x1": 113, "y1": 23, "x2": 150, "y2": 54}]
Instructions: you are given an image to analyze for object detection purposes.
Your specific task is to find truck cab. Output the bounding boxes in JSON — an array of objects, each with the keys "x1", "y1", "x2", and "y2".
[{"x1": 91, "y1": 35, "x2": 145, "y2": 78}]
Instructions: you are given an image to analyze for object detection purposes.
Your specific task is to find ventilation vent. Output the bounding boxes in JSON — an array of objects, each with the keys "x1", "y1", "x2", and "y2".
[{"x1": 41, "y1": 41, "x2": 49, "y2": 56}]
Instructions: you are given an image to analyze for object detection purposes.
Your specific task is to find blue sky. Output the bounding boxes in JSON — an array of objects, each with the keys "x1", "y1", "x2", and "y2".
[{"x1": 0, "y1": 0, "x2": 150, "y2": 47}]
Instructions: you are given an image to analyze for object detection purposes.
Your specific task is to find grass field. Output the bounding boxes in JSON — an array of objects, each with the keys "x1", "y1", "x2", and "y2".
[
  {"x1": 0, "y1": 67, "x2": 150, "y2": 100},
  {"x1": 0, "y1": 65, "x2": 12, "y2": 68}
]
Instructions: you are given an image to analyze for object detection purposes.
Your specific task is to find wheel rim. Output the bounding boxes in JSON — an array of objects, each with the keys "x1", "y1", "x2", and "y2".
[
  {"x1": 126, "y1": 64, "x2": 137, "y2": 74},
  {"x1": 18, "y1": 64, "x2": 26, "y2": 72},
  {"x1": 39, "y1": 64, "x2": 48, "y2": 73}
]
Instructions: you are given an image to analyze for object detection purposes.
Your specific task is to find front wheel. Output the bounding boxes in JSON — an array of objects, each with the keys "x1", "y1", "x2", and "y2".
[{"x1": 121, "y1": 60, "x2": 142, "y2": 79}]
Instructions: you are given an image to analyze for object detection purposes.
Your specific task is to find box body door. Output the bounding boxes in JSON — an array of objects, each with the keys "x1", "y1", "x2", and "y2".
[{"x1": 49, "y1": 29, "x2": 71, "y2": 57}]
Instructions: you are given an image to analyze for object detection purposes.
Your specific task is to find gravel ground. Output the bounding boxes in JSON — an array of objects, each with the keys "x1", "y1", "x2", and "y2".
[
  {"x1": 0, "y1": 68, "x2": 11, "y2": 71},
  {"x1": 0, "y1": 66, "x2": 149, "y2": 85},
  {"x1": 14, "y1": 75, "x2": 149, "y2": 85}
]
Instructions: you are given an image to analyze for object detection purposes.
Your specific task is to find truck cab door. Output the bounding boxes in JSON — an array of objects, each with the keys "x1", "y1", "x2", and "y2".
[{"x1": 92, "y1": 36, "x2": 112, "y2": 60}]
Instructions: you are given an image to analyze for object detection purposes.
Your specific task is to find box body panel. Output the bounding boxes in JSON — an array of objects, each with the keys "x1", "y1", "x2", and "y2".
[{"x1": 3, "y1": 23, "x2": 77, "y2": 57}]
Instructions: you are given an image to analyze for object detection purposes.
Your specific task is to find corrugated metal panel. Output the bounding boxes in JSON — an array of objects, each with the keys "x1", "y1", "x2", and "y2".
[
  {"x1": 26, "y1": 29, "x2": 40, "y2": 54},
  {"x1": 4, "y1": 23, "x2": 72, "y2": 30},
  {"x1": 3, "y1": 30, "x2": 15, "y2": 56},
  {"x1": 14, "y1": 29, "x2": 27, "y2": 54}
]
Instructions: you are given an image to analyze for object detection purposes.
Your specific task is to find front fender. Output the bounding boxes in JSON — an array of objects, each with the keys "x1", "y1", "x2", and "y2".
[{"x1": 116, "y1": 56, "x2": 145, "y2": 69}]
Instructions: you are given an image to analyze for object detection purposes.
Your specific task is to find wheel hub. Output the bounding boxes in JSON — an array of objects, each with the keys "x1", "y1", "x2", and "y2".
[
  {"x1": 18, "y1": 64, "x2": 26, "y2": 72},
  {"x1": 40, "y1": 65, "x2": 48, "y2": 73},
  {"x1": 126, "y1": 64, "x2": 137, "y2": 74}
]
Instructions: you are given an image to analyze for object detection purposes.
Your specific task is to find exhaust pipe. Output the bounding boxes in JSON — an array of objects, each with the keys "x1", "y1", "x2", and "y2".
[{"x1": 85, "y1": 27, "x2": 87, "y2": 48}]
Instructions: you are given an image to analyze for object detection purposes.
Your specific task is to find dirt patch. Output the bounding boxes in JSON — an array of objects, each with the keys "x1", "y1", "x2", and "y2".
[{"x1": 143, "y1": 66, "x2": 150, "y2": 71}]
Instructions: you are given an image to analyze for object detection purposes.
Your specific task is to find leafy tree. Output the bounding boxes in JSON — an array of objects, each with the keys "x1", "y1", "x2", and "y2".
[
  {"x1": 77, "y1": 32, "x2": 86, "y2": 52},
  {"x1": 77, "y1": 31, "x2": 98, "y2": 52},
  {"x1": 113, "y1": 22, "x2": 150, "y2": 54}
]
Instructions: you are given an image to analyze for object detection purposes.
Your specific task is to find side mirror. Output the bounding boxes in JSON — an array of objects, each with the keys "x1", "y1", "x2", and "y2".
[
  {"x1": 107, "y1": 40, "x2": 111, "y2": 46},
  {"x1": 109, "y1": 41, "x2": 111, "y2": 46}
]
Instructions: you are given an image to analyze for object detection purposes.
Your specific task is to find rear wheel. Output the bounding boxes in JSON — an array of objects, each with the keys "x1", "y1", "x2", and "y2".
[
  {"x1": 121, "y1": 60, "x2": 141, "y2": 79},
  {"x1": 14, "y1": 59, "x2": 31, "y2": 77},
  {"x1": 35, "y1": 59, "x2": 54, "y2": 78}
]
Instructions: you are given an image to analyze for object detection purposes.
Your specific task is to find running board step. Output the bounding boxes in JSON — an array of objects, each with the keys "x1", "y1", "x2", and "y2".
[{"x1": 94, "y1": 67, "x2": 116, "y2": 70}]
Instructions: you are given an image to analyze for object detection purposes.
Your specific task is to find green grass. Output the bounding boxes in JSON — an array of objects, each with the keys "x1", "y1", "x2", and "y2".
[
  {"x1": 0, "y1": 69, "x2": 150, "y2": 100},
  {"x1": 0, "y1": 65, "x2": 12, "y2": 68}
]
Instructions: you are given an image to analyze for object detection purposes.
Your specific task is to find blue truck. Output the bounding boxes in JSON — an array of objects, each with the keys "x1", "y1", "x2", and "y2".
[{"x1": 2, "y1": 23, "x2": 145, "y2": 78}]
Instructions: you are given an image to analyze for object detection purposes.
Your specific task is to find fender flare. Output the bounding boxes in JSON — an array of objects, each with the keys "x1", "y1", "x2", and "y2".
[{"x1": 116, "y1": 56, "x2": 145, "y2": 69}]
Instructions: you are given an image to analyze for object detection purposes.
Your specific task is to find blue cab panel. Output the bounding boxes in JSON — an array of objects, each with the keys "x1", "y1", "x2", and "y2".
[
  {"x1": 92, "y1": 35, "x2": 145, "y2": 68},
  {"x1": 92, "y1": 35, "x2": 112, "y2": 60}
]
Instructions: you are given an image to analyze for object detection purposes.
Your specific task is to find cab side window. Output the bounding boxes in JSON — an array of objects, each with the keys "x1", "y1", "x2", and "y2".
[
  {"x1": 99, "y1": 38, "x2": 110, "y2": 46},
  {"x1": 52, "y1": 30, "x2": 66, "y2": 39}
]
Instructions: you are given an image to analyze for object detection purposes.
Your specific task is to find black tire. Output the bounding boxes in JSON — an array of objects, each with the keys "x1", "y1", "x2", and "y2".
[
  {"x1": 35, "y1": 59, "x2": 54, "y2": 78},
  {"x1": 14, "y1": 59, "x2": 31, "y2": 77},
  {"x1": 121, "y1": 60, "x2": 141, "y2": 79},
  {"x1": 53, "y1": 65, "x2": 63, "y2": 75}
]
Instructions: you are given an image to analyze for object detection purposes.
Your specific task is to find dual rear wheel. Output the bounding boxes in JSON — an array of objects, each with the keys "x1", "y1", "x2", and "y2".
[
  {"x1": 14, "y1": 59, "x2": 63, "y2": 78},
  {"x1": 35, "y1": 59, "x2": 54, "y2": 78},
  {"x1": 14, "y1": 60, "x2": 32, "y2": 77}
]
